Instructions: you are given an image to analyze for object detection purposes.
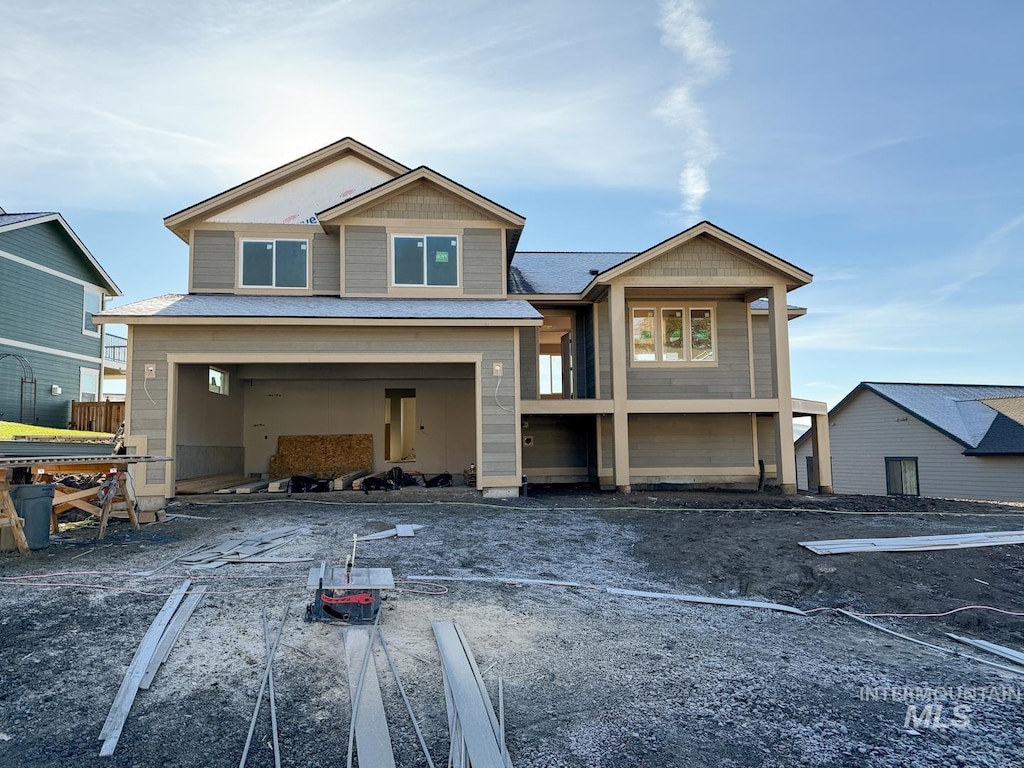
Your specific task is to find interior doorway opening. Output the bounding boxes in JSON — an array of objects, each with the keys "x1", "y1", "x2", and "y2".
[
  {"x1": 539, "y1": 312, "x2": 573, "y2": 399},
  {"x1": 385, "y1": 388, "x2": 417, "y2": 461}
]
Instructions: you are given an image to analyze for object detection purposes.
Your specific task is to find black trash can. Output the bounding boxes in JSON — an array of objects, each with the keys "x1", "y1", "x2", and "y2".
[{"x1": 10, "y1": 484, "x2": 54, "y2": 550}]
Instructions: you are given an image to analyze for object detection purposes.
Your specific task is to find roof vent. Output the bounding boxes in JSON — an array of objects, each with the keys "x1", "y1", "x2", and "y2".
[{"x1": 589, "y1": 269, "x2": 600, "y2": 275}]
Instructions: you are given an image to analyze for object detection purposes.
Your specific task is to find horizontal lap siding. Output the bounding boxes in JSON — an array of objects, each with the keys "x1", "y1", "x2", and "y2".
[
  {"x1": 597, "y1": 299, "x2": 611, "y2": 398},
  {"x1": 345, "y1": 226, "x2": 387, "y2": 294},
  {"x1": 0, "y1": 342, "x2": 96, "y2": 428},
  {"x1": 519, "y1": 327, "x2": 538, "y2": 400},
  {"x1": 130, "y1": 325, "x2": 518, "y2": 483},
  {"x1": 575, "y1": 306, "x2": 593, "y2": 399},
  {"x1": 0, "y1": 222, "x2": 105, "y2": 284},
  {"x1": 312, "y1": 232, "x2": 340, "y2": 293},
  {"x1": 191, "y1": 230, "x2": 235, "y2": 291},
  {"x1": 626, "y1": 301, "x2": 751, "y2": 399},
  {"x1": 463, "y1": 229, "x2": 503, "y2": 295},
  {"x1": 628, "y1": 414, "x2": 754, "y2": 468},
  {"x1": 751, "y1": 317, "x2": 775, "y2": 398},
  {"x1": 0, "y1": 259, "x2": 104, "y2": 359},
  {"x1": 824, "y1": 391, "x2": 1024, "y2": 502}
]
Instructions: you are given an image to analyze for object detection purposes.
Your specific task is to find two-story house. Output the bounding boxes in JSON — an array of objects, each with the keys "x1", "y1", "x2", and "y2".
[
  {"x1": 0, "y1": 210, "x2": 121, "y2": 428},
  {"x1": 95, "y1": 138, "x2": 831, "y2": 508}
]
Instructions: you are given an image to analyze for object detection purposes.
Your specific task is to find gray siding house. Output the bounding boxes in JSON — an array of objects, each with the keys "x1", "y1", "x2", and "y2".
[
  {"x1": 96, "y1": 138, "x2": 830, "y2": 508},
  {"x1": 796, "y1": 382, "x2": 1024, "y2": 502},
  {"x1": 0, "y1": 211, "x2": 121, "y2": 427}
]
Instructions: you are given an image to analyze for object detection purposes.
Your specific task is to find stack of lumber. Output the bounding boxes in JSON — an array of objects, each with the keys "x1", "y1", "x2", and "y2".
[
  {"x1": 462, "y1": 466, "x2": 477, "y2": 487},
  {"x1": 344, "y1": 629, "x2": 398, "y2": 768},
  {"x1": 175, "y1": 473, "x2": 248, "y2": 495},
  {"x1": 799, "y1": 530, "x2": 1024, "y2": 555},
  {"x1": 268, "y1": 434, "x2": 372, "y2": 479},
  {"x1": 177, "y1": 527, "x2": 308, "y2": 570}
]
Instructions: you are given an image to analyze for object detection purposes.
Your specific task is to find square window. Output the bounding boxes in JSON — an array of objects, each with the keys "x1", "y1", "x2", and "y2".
[
  {"x1": 393, "y1": 235, "x2": 459, "y2": 287},
  {"x1": 240, "y1": 239, "x2": 308, "y2": 288}
]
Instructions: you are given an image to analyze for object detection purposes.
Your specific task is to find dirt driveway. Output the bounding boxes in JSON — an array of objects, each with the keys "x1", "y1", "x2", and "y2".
[{"x1": 1, "y1": 489, "x2": 1023, "y2": 767}]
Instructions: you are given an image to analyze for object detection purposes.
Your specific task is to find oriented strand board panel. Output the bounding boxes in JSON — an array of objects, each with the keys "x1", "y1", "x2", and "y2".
[{"x1": 269, "y1": 434, "x2": 372, "y2": 478}]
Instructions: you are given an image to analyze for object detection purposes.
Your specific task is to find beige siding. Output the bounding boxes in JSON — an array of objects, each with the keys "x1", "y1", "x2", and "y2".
[
  {"x1": 312, "y1": 232, "x2": 340, "y2": 293},
  {"x1": 129, "y1": 325, "x2": 518, "y2": 485},
  {"x1": 191, "y1": 230, "x2": 235, "y2": 290},
  {"x1": 751, "y1": 316, "x2": 775, "y2": 398},
  {"x1": 597, "y1": 297, "x2": 611, "y2": 397},
  {"x1": 360, "y1": 181, "x2": 489, "y2": 221},
  {"x1": 629, "y1": 234, "x2": 778, "y2": 280},
  {"x1": 757, "y1": 415, "x2": 777, "y2": 481},
  {"x1": 626, "y1": 300, "x2": 752, "y2": 399},
  {"x1": 629, "y1": 414, "x2": 754, "y2": 468},
  {"x1": 463, "y1": 228, "x2": 504, "y2": 294},
  {"x1": 519, "y1": 326, "x2": 538, "y2": 400},
  {"x1": 344, "y1": 225, "x2": 387, "y2": 294},
  {"x1": 797, "y1": 390, "x2": 1024, "y2": 502}
]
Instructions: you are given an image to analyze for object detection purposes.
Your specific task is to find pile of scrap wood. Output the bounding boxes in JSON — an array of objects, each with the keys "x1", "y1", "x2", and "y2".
[{"x1": 176, "y1": 527, "x2": 309, "y2": 570}]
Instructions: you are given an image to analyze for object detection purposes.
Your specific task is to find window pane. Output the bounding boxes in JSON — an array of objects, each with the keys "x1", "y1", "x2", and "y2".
[
  {"x1": 539, "y1": 355, "x2": 552, "y2": 396},
  {"x1": 662, "y1": 309, "x2": 684, "y2": 361},
  {"x1": 394, "y1": 237, "x2": 424, "y2": 285},
  {"x1": 242, "y1": 241, "x2": 273, "y2": 286},
  {"x1": 901, "y1": 459, "x2": 918, "y2": 495},
  {"x1": 209, "y1": 368, "x2": 225, "y2": 395},
  {"x1": 80, "y1": 369, "x2": 99, "y2": 402},
  {"x1": 632, "y1": 309, "x2": 656, "y2": 361},
  {"x1": 275, "y1": 240, "x2": 307, "y2": 287},
  {"x1": 550, "y1": 355, "x2": 563, "y2": 394},
  {"x1": 83, "y1": 290, "x2": 102, "y2": 333},
  {"x1": 426, "y1": 236, "x2": 458, "y2": 286},
  {"x1": 690, "y1": 309, "x2": 714, "y2": 361}
]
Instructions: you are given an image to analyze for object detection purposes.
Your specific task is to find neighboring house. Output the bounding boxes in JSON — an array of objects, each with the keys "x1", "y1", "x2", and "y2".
[
  {"x1": 95, "y1": 138, "x2": 830, "y2": 508},
  {"x1": 795, "y1": 382, "x2": 1024, "y2": 502},
  {"x1": 0, "y1": 210, "x2": 122, "y2": 427}
]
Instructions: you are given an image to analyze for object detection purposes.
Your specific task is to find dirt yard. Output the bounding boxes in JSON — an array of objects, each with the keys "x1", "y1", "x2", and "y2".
[{"x1": 2, "y1": 488, "x2": 1023, "y2": 767}]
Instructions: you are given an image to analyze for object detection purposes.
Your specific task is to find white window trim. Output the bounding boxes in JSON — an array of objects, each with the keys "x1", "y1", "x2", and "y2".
[
  {"x1": 83, "y1": 286, "x2": 103, "y2": 337},
  {"x1": 79, "y1": 366, "x2": 100, "y2": 402},
  {"x1": 238, "y1": 237, "x2": 311, "y2": 289},
  {"x1": 209, "y1": 366, "x2": 229, "y2": 396},
  {"x1": 629, "y1": 302, "x2": 718, "y2": 366},
  {"x1": 391, "y1": 233, "x2": 461, "y2": 288}
]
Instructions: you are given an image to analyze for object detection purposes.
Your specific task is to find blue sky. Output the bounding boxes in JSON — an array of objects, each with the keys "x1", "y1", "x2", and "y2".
[{"x1": 2, "y1": 0, "x2": 1022, "y2": 407}]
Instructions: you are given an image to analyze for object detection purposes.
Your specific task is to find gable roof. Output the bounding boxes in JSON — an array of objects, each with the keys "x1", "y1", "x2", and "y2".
[
  {"x1": 585, "y1": 220, "x2": 812, "y2": 292},
  {"x1": 315, "y1": 166, "x2": 526, "y2": 228},
  {"x1": 0, "y1": 212, "x2": 121, "y2": 295},
  {"x1": 163, "y1": 137, "x2": 410, "y2": 237},
  {"x1": 804, "y1": 382, "x2": 1024, "y2": 455},
  {"x1": 509, "y1": 252, "x2": 635, "y2": 295}
]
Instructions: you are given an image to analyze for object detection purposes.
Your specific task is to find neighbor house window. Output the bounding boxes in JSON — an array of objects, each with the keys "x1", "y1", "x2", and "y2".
[
  {"x1": 240, "y1": 239, "x2": 308, "y2": 288},
  {"x1": 83, "y1": 287, "x2": 103, "y2": 336},
  {"x1": 209, "y1": 367, "x2": 228, "y2": 396},
  {"x1": 631, "y1": 304, "x2": 716, "y2": 363},
  {"x1": 885, "y1": 457, "x2": 919, "y2": 496},
  {"x1": 79, "y1": 368, "x2": 99, "y2": 402},
  {"x1": 392, "y1": 235, "x2": 459, "y2": 287}
]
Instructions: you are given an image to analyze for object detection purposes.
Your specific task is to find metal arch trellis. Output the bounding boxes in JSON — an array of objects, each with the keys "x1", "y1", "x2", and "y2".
[{"x1": 0, "y1": 353, "x2": 37, "y2": 424}]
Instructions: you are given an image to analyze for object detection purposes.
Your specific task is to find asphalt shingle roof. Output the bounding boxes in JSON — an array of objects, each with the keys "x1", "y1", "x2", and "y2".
[
  {"x1": 0, "y1": 212, "x2": 55, "y2": 227},
  {"x1": 864, "y1": 383, "x2": 1024, "y2": 455},
  {"x1": 98, "y1": 293, "x2": 542, "y2": 321},
  {"x1": 509, "y1": 252, "x2": 635, "y2": 294}
]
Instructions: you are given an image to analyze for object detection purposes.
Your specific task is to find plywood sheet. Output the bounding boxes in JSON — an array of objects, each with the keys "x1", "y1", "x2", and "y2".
[{"x1": 269, "y1": 434, "x2": 373, "y2": 478}]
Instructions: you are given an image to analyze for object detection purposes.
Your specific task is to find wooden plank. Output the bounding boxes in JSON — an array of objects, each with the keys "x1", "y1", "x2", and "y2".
[
  {"x1": 343, "y1": 629, "x2": 397, "y2": 768},
  {"x1": 606, "y1": 587, "x2": 806, "y2": 616},
  {"x1": 453, "y1": 622, "x2": 513, "y2": 768},
  {"x1": 99, "y1": 580, "x2": 191, "y2": 756},
  {"x1": 174, "y1": 473, "x2": 247, "y2": 495},
  {"x1": 801, "y1": 530, "x2": 1024, "y2": 555},
  {"x1": 139, "y1": 586, "x2": 208, "y2": 690},
  {"x1": 395, "y1": 525, "x2": 416, "y2": 538},
  {"x1": 0, "y1": 472, "x2": 29, "y2": 554},
  {"x1": 947, "y1": 634, "x2": 1024, "y2": 667},
  {"x1": 358, "y1": 524, "x2": 424, "y2": 541}
]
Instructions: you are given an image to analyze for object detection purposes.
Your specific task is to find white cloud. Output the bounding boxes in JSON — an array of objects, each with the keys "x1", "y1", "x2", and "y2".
[{"x1": 654, "y1": 0, "x2": 730, "y2": 222}]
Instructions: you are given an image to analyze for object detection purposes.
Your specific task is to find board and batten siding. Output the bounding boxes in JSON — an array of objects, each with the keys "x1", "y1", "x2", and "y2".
[
  {"x1": 312, "y1": 232, "x2": 340, "y2": 293},
  {"x1": 797, "y1": 390, "x2": 1024, "y2": 502},
  {"x1": 626, "y1": 300, "x2": 752, "y2": 399},
  {"x1": 628, "y1": 414, "x2": 754, "y2": 468},
  {"x1": 129, "y1": 325, "x2": 519, "y2": 485},
  {"x1": 190, "y1": 230, "x2": 236, "y2": 291},
  {"x1": 462, "y1": 228, "x2": 504, "y2": 295},
  {"x1": 344, "y1": 225, "x2": 387, "y2": 294}
]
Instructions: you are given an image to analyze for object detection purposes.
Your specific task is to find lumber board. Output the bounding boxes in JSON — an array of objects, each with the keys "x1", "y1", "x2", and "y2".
[
  {"x1": 174, "y1": 473, "x2": 247, "y2": 495},
  {"x1": 358, "y1": 524, "x2": 425, "y2": 541},
  {"x1": 947, "y1": 634, "x2": 1024, "y2": 667},
  {"x1": 99, "y1": 580, "x2": 191, "y2": 756},
  {"x1": 606, "y1": 587, "x2": 807, "y2": 616},
  {"x1": 800, "y1": 530, "x2": 1024, "y2": 555},
  {"x1": 264, "y1": 477, "x2": 292, "y2": 493},
  {"x1": 343, "y1": 629, "x2": 397, "y2": 768},
  {"x1": 139, "y1": 586, "x2": 208, "y2": 689},
  {"x1": 395, "y1": 524, "x2": 416, "y2": 538}
]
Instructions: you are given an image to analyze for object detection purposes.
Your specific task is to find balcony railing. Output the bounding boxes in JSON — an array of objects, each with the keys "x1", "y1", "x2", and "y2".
[{"x1": 103, "y1": 333, "x2": 127, "y2": 366}]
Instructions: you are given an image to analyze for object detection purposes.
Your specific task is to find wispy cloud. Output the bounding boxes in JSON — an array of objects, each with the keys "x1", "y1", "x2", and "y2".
[{"x1": 654, "y1": 0, "x2": 730, "y2": 223}]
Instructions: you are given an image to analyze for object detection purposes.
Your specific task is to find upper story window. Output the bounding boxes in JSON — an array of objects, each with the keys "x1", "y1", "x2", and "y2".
[
  {"x1": 392, "y1": 235, "x2": 459, "y2": 287},
  {"x1": 240, "y1": 239, "x2": 308, "y2": 288},
  {"x1": 631, "y1": 304, "x2": 716, "y2": 363},
  {"x1": 83, "y1": 287, "x2": 103, "y2": 337}
]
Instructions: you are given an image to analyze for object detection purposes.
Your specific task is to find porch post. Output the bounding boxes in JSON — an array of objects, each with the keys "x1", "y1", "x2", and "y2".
[
  {"x1": 768, "y1": 283, "x2": 797, "y2": 493},
  {"x1": 811, "y1": 413, "x2": 833, "y2": 493},
  {"x1": 608, "y1": 284, "x2": 631, "y2": 493}
]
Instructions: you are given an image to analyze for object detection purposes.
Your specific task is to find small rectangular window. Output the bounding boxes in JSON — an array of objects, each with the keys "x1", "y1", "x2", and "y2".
[
  {"x1": 79, "y1": 368, "x2": 99, "y2": 402},
  {"x1": 240, "y1": 239, "x2": 308, "y2": 288},
  {"x1": 393, "y1": 235, "x2": 459, "y2": 287},
  {"x1": 690, "y1": 308, "x2": 715, "y2": 361},
  {"x1": 661, "y1": 309, "x2": 684, "y2": 361},
  {"x1": 209, "y1": 367, "x2": 228, "y2": 396},
  {"x1": 885, "y1": 457, "x2": 919, "y2": 496},
  {"x1": 632, "y1": 308, "x2": 657, "y2": 362},
  {"x1": 83, "y1": 287, "x2": 103, "y2": 336}
]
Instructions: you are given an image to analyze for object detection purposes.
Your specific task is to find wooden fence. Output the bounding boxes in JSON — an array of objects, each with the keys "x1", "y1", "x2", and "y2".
[{"x1": 70, "y1": 401, "x2": 125, "y2": 434}]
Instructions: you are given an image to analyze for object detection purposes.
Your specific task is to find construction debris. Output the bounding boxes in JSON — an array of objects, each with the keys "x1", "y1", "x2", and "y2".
[
  {"x1": 357, "y1": 524, "x2": 424, "y2": 541},
  {"x1": 799, "y1": 530, "x2": 1024, "y2": 555},
  {"x1": 433, "y1": 621, "x2": 513, "y2": 768},
  {"x1": 344, "y1": 628, "x2": 397, "y2": 768},
  {"x1": 240, "y1": 606, "x2": 288, "y2": 768},
  {"x1": 139, "y1": 586, "x2": 208, "y2": 689},
  {"x1": 99, "y1": 580, "x2": 196, "y2": 756},
  {"x1": 947, "y1": 633, "x2": 1024, "y2": 667},
  {"x1": 178, "y1": 526, "x2": 306, "y2": 570}
]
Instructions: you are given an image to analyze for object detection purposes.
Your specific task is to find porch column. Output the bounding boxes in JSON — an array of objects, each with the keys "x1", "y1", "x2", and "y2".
[
  {"x1": 608, "y1": 283, "x2": 631, "y2": 493},
  {"x1": 768, "y1": 283, "x2": 797, "y2": 493},
  {"x1": 811, "y1": 413, "x2": 833, "y2": 494}
]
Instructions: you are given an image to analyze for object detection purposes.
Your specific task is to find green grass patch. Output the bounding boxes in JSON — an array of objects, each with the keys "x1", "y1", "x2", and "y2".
[{"x1": 0, "y1": 421, "x2": 113, "y2": 441}]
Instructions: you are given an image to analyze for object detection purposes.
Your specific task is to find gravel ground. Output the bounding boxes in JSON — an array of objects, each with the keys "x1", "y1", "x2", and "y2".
[{"x1": 1, "y1": 488, "x2": 1023, "y2": 767}]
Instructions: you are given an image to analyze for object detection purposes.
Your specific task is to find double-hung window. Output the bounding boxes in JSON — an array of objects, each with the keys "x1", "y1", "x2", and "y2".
[
  {"x1": 79, "y1": 368, "x2": 99, "y2": 402},
  {"x1": 392, "y1": 235, "x2": 459, "y2": 287},
  {"x1": 631, "y1": 304, "x2": 716, "y2": 363},
  {"x1": 240, "y1": 239, "x2": 308, "y2": 288}
]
